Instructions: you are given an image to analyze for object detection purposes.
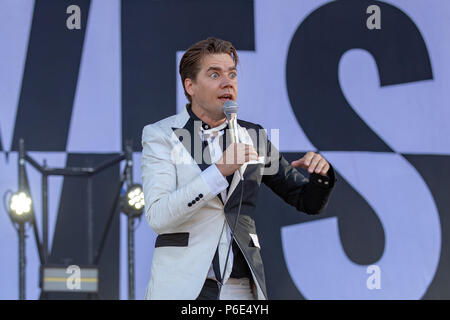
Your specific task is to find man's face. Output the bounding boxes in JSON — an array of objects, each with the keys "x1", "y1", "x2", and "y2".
[{"x1": 185, "y1": 53, "x2": 238, "y2": 118}]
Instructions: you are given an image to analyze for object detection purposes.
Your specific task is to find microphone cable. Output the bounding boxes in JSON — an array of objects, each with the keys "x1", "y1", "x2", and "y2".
[{"x1": 217, "y1": 175, "x2": 245, "y2": 299}]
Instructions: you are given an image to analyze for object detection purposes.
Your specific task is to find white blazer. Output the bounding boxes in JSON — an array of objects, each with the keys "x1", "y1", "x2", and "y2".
[{"x1": 141, "y1": 106, "x2": 266, "y2": 300}]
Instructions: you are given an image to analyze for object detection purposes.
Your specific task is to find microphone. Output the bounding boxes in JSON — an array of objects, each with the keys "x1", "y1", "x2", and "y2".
[{"x1": 223, "y1": 100, "x2": 243, "y2": 180}]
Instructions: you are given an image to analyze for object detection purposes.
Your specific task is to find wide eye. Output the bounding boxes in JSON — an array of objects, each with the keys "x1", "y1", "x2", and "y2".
[
  {"x1": 210, "y1": 72, "x2": 219, "y2": 79},
  {"x1": 229, "y1": 72, "x2": 237, "y2": 79}
]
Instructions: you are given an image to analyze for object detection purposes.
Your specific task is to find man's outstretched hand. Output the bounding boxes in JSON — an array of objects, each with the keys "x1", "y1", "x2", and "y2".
[{"x1": 291, "y1": 151, "x2": 330, "y2": 177}]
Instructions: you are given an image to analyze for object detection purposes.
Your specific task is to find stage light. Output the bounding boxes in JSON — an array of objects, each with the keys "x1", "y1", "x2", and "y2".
[
  {"x1": 122, "y1": 184, "x2": 144, "y2": 216},
  {"x1": 9, "y1": 191, "x2": 33, "y2": 223}
]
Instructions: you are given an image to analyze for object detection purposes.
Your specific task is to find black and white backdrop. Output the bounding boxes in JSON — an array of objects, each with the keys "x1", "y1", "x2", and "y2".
[{"x1": 0, "y1": 0, "x2": 449, "y2": 299}]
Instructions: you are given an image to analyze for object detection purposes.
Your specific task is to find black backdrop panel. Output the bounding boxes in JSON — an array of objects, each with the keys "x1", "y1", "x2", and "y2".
[
  {"x1": 121, "y1": 0, "x2": 255, "y2": 151},
  {"x1": 46, "y1": 153, "x2": 120, "y2": 300}
]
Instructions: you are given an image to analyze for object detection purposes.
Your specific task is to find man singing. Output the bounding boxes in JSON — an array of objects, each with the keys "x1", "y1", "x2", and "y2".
[{"x1": 141, "y1": 37, "x2": 336, "y2": 300}]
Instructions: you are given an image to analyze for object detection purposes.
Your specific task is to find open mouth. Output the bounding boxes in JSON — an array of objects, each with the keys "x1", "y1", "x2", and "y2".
[{"x1": 218, "y1": 94, "x2": 233, "y2": 103}]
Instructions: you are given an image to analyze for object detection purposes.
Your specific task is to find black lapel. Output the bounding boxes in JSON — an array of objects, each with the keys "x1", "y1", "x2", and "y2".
[{"x1": 172, "y1": 117, "x2": 211, "y2": 173}]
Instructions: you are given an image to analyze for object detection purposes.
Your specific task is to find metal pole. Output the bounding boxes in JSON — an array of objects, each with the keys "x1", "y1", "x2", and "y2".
[
  {"x1": 87, "y1": 174, "x2": 94, "y2": 266},
  {"x1": 127, "y1": 215, "x2": 135, "y2": 300},
  {"x1": 42, "y1": 160, "x2": 48, "y2": 263},
  {"x1": 19, "y1": 139, "x2": 25, "y2": 190},
  {"x1": 125, "y1": 140, "x2": 133, "y2": 196},
  {"x1": 87, "y1": 169, "x2": 94, "y2": 301},
  {"x1": 20, "y1": 141, "x2": 45, "y2": 282},
  {"x1": 32, "y1": 216, "x2": 44, "y2": 265},
  {"x1": 125, "y1": 140, "x2": 135, "y2": 300},
  {"x1": 93, "y1": 169, "x2": 126, "y2": 265},
  {"x1": 18, "y1": 139, "x2": 26, "y2": 300},
  {"x1": 18, "y1": 223, "x2": 26, "y2": 300}
]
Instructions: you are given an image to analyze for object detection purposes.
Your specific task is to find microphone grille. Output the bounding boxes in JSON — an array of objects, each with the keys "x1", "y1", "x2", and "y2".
[{"x1": 223, "y1": 100, "x2": 238, "y2": 119}]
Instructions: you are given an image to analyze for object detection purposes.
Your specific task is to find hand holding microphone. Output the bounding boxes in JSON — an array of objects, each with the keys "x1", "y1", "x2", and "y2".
[
  {"x1": 216, "y1": 143, "x2": 258, "y2": 177},
  {"x1": 216, "y1": 100, "x2": 258, "y2": 179}
]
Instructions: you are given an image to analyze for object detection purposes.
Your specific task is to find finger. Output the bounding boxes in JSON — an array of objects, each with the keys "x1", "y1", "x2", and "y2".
[
  {"x1": 238, "y1": 144, "x2": 251, "y2": 156},
  {"x1": 227, "y1": 144, "x2": 238, "y2": 165},
  {"x1": 247, "y1": 154, "x2": 258, "y2": 162},
  {"x1": 242, "y1": 144, "x2": 256, "y2": 153},
  {"x1": 303, "y1": 152, "x2": 316, "y2": 166},
  {"x1": 244, "y1": 151, "x2": 258, "y2": 163},
  {"x1": 292, "y1": 157, "x2": 310, "y2": 168},
  {"x1": 247, "y1": 149, "x2": 259, "y2": 157},
  {"x1": 243, "y1": 145, "x2": 258, "y2": 155},
  {"x1": 237, "y1": 149, "x2": 246, "y2": 164},
  {"x1": 238, "y1": 144, "x2": 248, "y2": 161},
  {"x1": 320, "y1": 163, "x2": 330, "y2": 176},
  {"x1": 291, "y1": 158, "x2": 304, "y2": 168},
  {"x1": 308, "y1": 154, "x2": 322, "y2": 173},
  {"x1": 248, "y1": 145, "x2": 257, "y2": 153},
  {"x1": 228, "y1": 143, "x2": 237, "y2": 164},
  {"x1": 240, "y1": 146, "x2": 252, "y2": 163},
  {"x1": 244, "y1": 153, "x2": 258, "y2": 163},
  {"x1": 244, "y1": 146, "x2": 258, "y2": 154},
  {"x1": 314, "y1": 159, "x2": 327, "y2": 174}
]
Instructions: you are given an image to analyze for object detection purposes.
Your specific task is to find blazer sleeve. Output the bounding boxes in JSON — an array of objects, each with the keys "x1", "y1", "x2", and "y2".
[
  {"x1": 259, "y1": 125, "x2": 337, "y2": 215},
  {"x1": 141, "y1": 124, "x2": 218, "y2": 234}
]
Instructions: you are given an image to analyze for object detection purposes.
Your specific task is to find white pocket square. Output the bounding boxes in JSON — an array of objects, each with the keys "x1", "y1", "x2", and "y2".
[
  {"x1": 246, "y1": 156, "x2": 265, "y2": 165},
  {"x1": 249, "y1": 233, "x2": 261, "y2": 249}
]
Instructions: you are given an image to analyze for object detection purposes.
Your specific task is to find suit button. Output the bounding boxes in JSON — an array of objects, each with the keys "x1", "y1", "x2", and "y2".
[
  {"x1": 192, "y1": 200, "x2": 196, "y2": 204},
  {"x1": 188, "y1": 203, "x2": 192, "y2": 207},
  {"x1": 195, "y1": 197, "x2": 200, "y2": 201},
  {"x1": 199, "y1": 194, "x2": 203, "y2": 198}
]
